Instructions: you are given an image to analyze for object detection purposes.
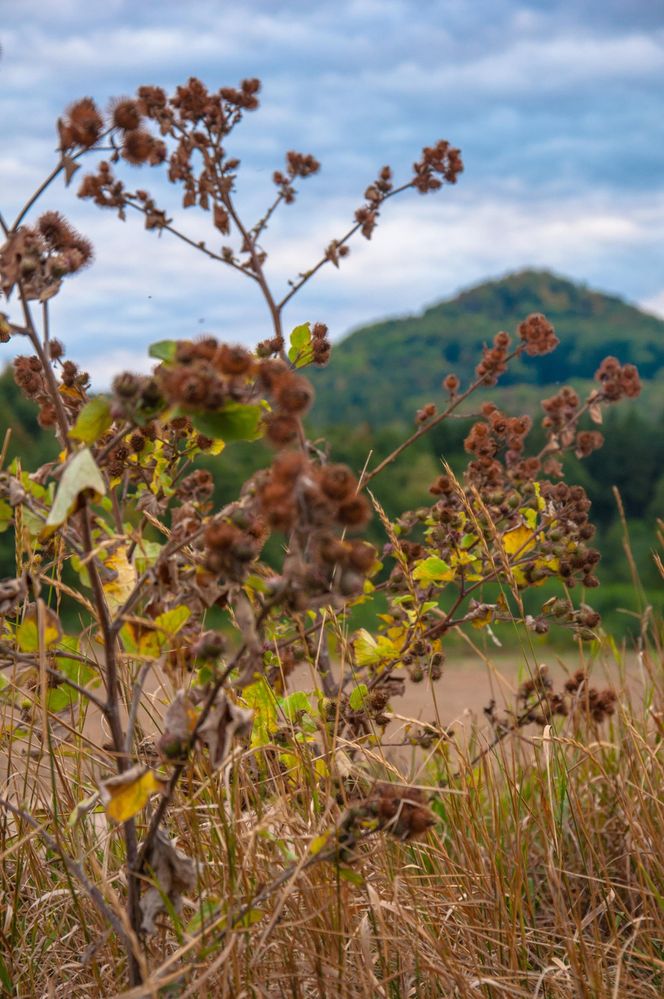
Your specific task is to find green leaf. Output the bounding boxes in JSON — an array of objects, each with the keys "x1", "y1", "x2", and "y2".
[
  {"x1": 186, "y1": 902, "x2": 263, "y2": 935},
  {"x1": 191, "y1": 403, "x2": 264, "y2": 442},
  {"x1": 0, "y1": 952, "x2": 14, "y2": 994},
  {"x1": 349, "y1": 683, "x2": 369, "y2": 711},
  {"x1": 195, "y1": 664, "x2": 214, "y2": 688},
  {"x1": 149, "y1": 339, "x2": 178, "y2": 362},
  {"x1": 242, "y1": 677, "x2": 278, "y2": 747},
  {"x1": 134, "y1": 540, "x2": 163, "y2": 575},
  {"x1": 42, "y1": 448, "x2": 106, "y2": 539},
  {"x1": 233, "y1": 907, "x2": 264, "y2": 929},
  {"x1": 137, "y1": 605, "x2": 191, "y2": 658},
  {"x1": 412, "y1": 556, "x2": 456, "y2": 584},
  {"x1": 69, "y1": 396, "x2": 112, "y2": 444},
  {"x1": 71, "y1": 554, "x2": 91, "y2": 589},
  {"x1": 119, "y1": 621, "x2": 140, "y2": 656},
  {"x1": 288, "y1": 322, "x2": 314, "y2": 367},
  {"x1": 53, "y1": 635, "x2": 98, "y2": 709},
  {"x1": 154, "y1": 605, "x2": 191, "y2": 637},
  {"x1": 0, "y1": 498, "x2": 13, "y2": 534},
  {"x1": 47, "y1": 687, "x2": 74, "y2": 713},
  {"x1": 338, "y1": 866, "x2": 364, "y2": 886},
  {"x1": 279, "y1": 690, "x2": 313, "y2": 722},
  {"x1": 185, "y1": 898, "x2": 221, "y2": 935}
]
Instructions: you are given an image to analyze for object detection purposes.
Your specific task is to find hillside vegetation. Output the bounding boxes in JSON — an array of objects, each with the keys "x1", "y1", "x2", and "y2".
[
  {"x1": 311, "y1": 269, "x2": 664, "y2": 426},
  {"x1": 2, "y1": 270, "x2": 663, "y2": 636}
]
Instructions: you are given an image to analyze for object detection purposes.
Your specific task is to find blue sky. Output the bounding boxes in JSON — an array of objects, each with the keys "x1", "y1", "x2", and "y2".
[{"x1": 1, "y1": 0, "x2": 663, "y2": 386}]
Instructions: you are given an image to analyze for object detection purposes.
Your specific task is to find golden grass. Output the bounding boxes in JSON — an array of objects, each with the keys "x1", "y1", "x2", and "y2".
[{"x1": 1, "y1": 627, "x2": 662, "y2": 998}]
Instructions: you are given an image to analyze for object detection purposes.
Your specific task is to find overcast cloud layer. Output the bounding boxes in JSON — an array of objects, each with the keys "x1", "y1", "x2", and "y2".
[{"x1": 1, "y1": 0, "x2": 663, "y2": 386}]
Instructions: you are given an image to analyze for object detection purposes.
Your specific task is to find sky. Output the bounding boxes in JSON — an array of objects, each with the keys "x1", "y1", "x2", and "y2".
[{"x1": 1, "y1": 0, "x2": 663, "y2": 387}]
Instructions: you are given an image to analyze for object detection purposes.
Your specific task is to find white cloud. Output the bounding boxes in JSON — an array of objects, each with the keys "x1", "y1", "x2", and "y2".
[
  {"x1": 3, "y1": 181, "x2": 661, "y2": 389},
  {"x1": 640, "y1": 290, "x2": 664, "y2": 319},
  {"x1": 361, "y1": 31, "x2": 664, "y2": 100},
  {"x1": 2, "y1": 0, "x2": 663, "y2": 388}
]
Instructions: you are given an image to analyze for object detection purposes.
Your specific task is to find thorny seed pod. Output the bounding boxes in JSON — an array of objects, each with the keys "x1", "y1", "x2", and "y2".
[{"x1": 366, "y1": 783, "x2": 435, "y2": 841}]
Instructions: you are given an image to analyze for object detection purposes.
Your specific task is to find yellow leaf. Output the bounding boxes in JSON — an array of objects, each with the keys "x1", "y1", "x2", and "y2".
[
  {"x1": 99, "y1": 765, "x2": 166, "y2": 822},
  {"x1": 412, "y1": 556, "x2": 456, "y2": 583},
  {"x1": 471, "y1": 607, "x2": 494, "y2": 629},
  {"x1": 16, "y1": 606, "x2": 62, "y2": 652},
  {"x1": 536, "y1": 555, "x2": 560, "y2": 573},
  {"x1": 59, "y1": 383, "x2": 85, "y2": 402},
  {"x1": 309, "y1": 832, "x2": 330, "y2": 856},
  {"x1": 520, "y1": 506, "x2": 538, "y2": 530},
  {"x1": 464, "y1": 565, "x2": 484, "y2": 581},
  {"x1": 103, "y1": 545, "x2": 137, "y2": 613},
  {"x1": 314, "y1": 757, "x2": 329, "y2": 779},
  {"x1": 354, "y1": 629, "x2": 399, "y2": 667},
  {"x1": 503, "y1": 524, "x2": 536, "y2": 557},
  {"x1": 450, "y1": 550, "x2": 477, "y2": 567},
  {"x1": 202, "y1": 438, "x2": 225, "y2": 455},
  {"x1": 386, "y1": 625, "x2": 408, "y2": 644}
]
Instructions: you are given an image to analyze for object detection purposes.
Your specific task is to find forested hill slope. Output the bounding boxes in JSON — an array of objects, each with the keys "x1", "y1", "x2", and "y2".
[{"x1": 310, "y1": 270, "x2": 664, "y2": 426}]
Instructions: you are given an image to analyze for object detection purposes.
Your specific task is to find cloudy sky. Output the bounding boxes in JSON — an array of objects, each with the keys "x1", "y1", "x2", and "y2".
[{"x1": 1, "y1": 0, "x2": 663, "y2": 386}]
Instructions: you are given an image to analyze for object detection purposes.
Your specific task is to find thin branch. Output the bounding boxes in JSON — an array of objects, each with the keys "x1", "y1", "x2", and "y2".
[
  {"x1": 0, "y1": 795, "x2": 136, "y2": 952},
  {"x1": 11, "y1": 163, "x2": 67, "y2": 231},
  {"x1": 359, "y1": 348, "x2": 523, "y2": 488},
  {"x1": 133, "y1": 643, "x2": 248, "y2": 874},
  {"x1": 41, "y1": 299, "x2": 50, "y2": 348},
  {"x1": 223, "y1": 191, "x2": 283, "y2": 341},
  {"x1": 277, "y1": 181, "x2": 414, "y2": 310},
  {"x1": 18, "y1": 287, "x2": 72, "y2": 452},
  {"x1": 123, "y1": 199, "x2": 259, "y2": 280},
  {"x1": 0, "y1": 644, "x2": 107, "y2": 712},
  {"x1": 124, "y1": 662, "x2": 153, "y2": 756},
  {"x1": 134, "y1": 593, "x2": 278, "y2": 874},
  {"x1": 250, "y1": 189, "x2": 284, "y2": 241},
  {"x1": 10, "y1": 131, "x2": 114, "y2": 232}
]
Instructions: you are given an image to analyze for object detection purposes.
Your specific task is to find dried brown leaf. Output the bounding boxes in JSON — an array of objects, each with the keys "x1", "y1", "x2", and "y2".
[
  {"x1": 140, "y1": 829, "x2": 196, "y2": 934},
  {"x1": 198, "y1": 693, "x2": 253, "y2": 769}
]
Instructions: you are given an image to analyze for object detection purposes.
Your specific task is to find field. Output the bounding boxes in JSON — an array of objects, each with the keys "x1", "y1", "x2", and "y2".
[
  {"x1": 2, "y1": 616, "x2": 663, "y2": 997},
  {"x1": 1, "y1": 75, "x2": 663, "y2": 998}
]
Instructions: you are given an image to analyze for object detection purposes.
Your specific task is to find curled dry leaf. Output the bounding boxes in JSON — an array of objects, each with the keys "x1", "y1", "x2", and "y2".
[
  {"x1": 0, "y1": 574, "x2": 28, "y2": 616},
  {"x1": 8, "y1": 478, "x2": 27, "y2": 507},
  {"x1": 198, "y1": 693, "x2": 253, "y2": 769},
  {"x1": 233, "y1": 590, "x2": 260, "y2": 652},
  {"x1": 98, "y1": 763, "x2": 166, "y2": 823},
  {"x1": 140, "y1": 828, "x2": 196, "y2": 934},
  {"x1": 67, "y1": 790, "x2": 100, "y2": 828},
  {"x1": 158, "y1": 690, "x2": 198, "y2": 761}
]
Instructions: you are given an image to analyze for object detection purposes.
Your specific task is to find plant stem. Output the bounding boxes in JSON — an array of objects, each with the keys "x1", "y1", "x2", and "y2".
[{"x1": 359, "y1": 349, "x2": 523, "y2": 488}]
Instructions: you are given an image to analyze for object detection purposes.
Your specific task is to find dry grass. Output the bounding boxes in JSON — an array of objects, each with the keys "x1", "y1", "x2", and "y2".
[{"x1": 1, "y1": 625, "x2": 662, "y2": 999}]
